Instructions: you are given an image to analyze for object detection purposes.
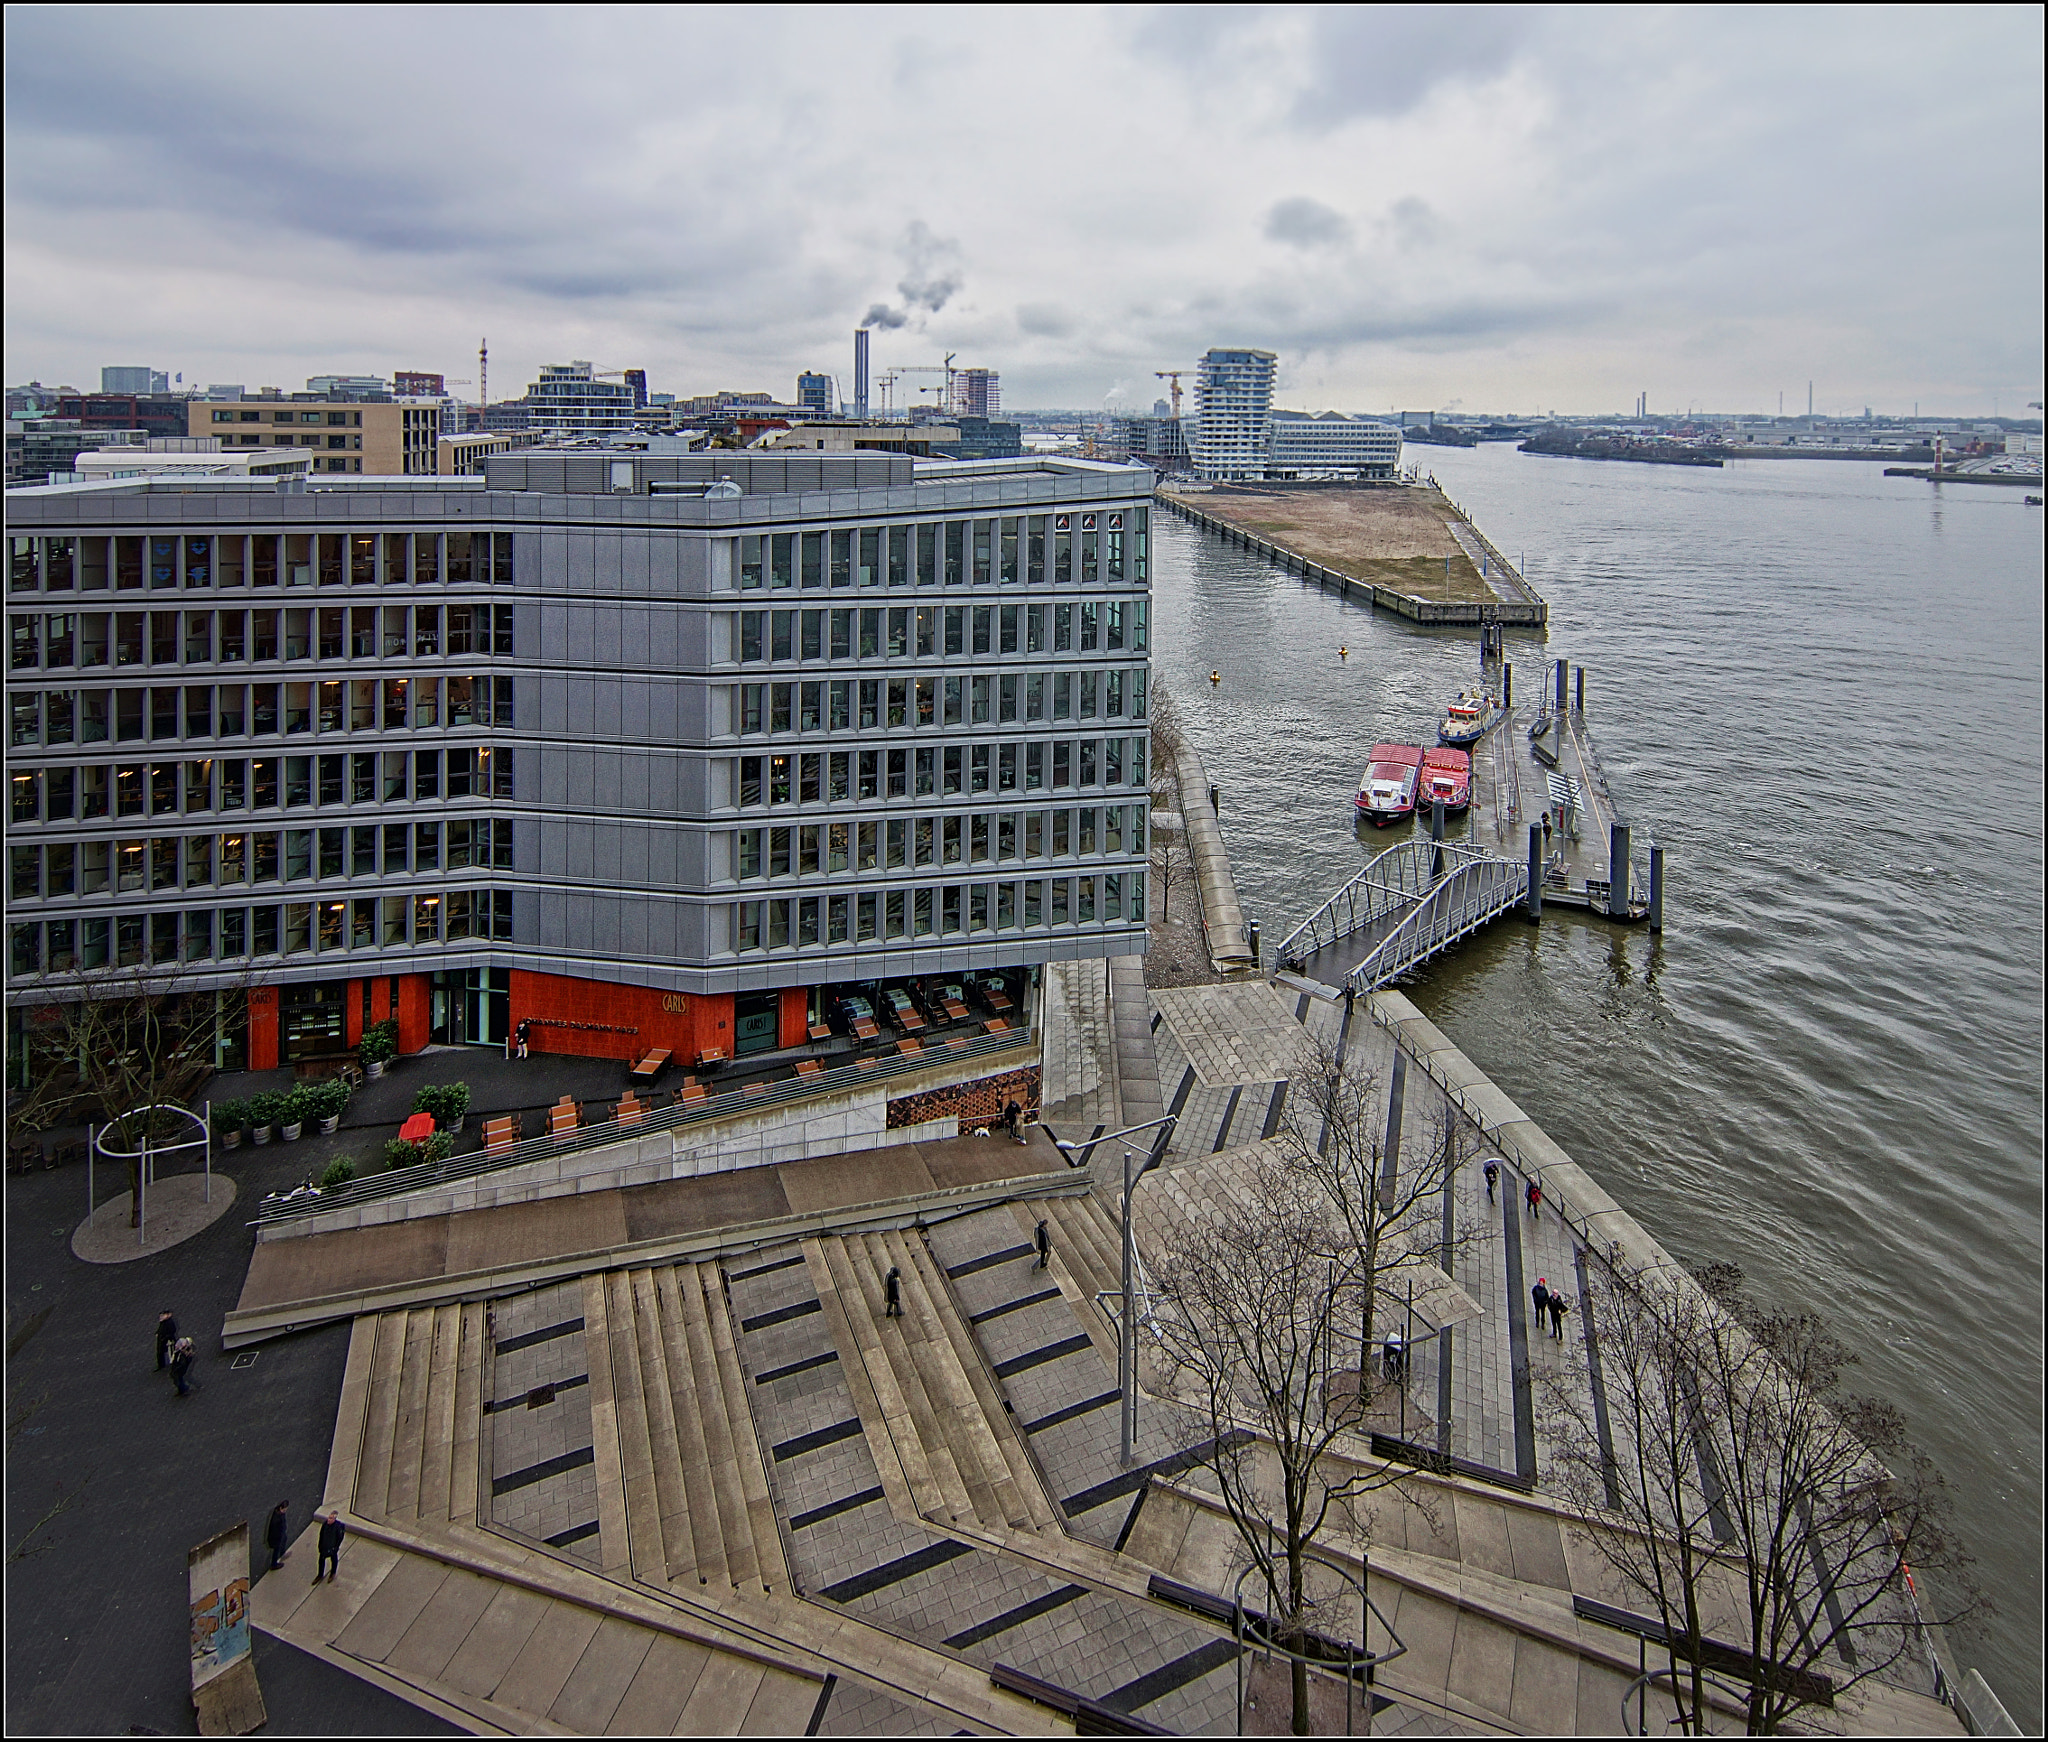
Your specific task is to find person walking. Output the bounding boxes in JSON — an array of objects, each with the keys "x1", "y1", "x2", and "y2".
[
  {"x1": 1548, "y1": 1291, "x2": 1569, "y2": 1340},
  {"x1": 169, "y1": 1335, "x2": 196, "y2": 1398},
  {"x1": 1034, "y1": 1219, "x2": 1051, "y2": 1272},
  {"x1": 515, "y1": 1019, "x2": 531, "y2": 1061},
  {"x1": 155, "y1": 1309, "x2": 179, "y2": 1371},
  {"x1": 1004, "y1": 1100, "x2": 1025, "y2": 1145},
  {"x1": 1531, "y1": 1278, "x2": 1550, "y2": 1334},
  {"x1": 883, "y1": 1266, "x2": 902, "y2": 1318},
  {"x1": 1482, "y1": 1161, "x2": 1499, "y2": 1205},
  {"x1": 266, "y1": 1501, "x2": 291, "y2": 1570},
  {"x1": 1526, "y1": 1178, "x2": 1542, "y2": 1219},
  {"x1": 315, "y1": 1511, "x2": 346, "y2": 1582}
]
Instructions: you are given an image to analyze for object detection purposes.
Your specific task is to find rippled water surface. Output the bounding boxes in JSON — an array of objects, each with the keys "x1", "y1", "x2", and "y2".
[{"x1": 1151, "y1": 450, "x2": 2043, "y2": 1723}]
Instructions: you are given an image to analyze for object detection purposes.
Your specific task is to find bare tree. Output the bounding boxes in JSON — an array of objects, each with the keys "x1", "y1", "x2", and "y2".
[
  {"x1": 1273, "y1": 1028, "x2": 1476, "y2": 1374},
  {"x1": 1543, "y1": 1261, "x2": 1980, "y2": 1735},
  {"x1": 12, "y1": 964, "x2": 243, "y2": 1225},
  {"x1": 1148, "y1": 1150, "x2": 1422, "y2": 1736}
]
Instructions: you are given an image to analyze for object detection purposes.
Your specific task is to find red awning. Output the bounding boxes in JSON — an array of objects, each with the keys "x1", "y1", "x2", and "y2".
[{"x1": 399, "y1": 1112, "x2": 435, "y2": 1141}]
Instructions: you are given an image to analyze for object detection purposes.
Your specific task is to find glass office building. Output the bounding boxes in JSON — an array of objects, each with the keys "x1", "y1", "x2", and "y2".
[{"x1": 6, "y1": 452, "x2": 1153, "y2": 1071}]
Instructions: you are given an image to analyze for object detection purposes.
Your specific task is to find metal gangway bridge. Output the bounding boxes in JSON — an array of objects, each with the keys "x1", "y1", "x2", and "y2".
[{"x1": 1275, "y1": 834, "x2": 1529, "y2": 994}]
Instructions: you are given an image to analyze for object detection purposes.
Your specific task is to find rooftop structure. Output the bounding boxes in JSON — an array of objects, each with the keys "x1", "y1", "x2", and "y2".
[{"x1": 100, "y1": 366, "x2": 169, "y2": 395}]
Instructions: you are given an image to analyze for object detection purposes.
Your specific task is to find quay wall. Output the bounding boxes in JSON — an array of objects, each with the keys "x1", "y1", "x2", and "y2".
[
  {"x1": 1157, "y1": 490, "x2": 1549, "y2": 628},
  {"x1": 1169, "y1": 735, "x2": 1252, "y2": 972}
]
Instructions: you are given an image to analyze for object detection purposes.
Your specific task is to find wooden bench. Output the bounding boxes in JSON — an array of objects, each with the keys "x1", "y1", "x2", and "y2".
[
  {"x1": 808, "y1": 1021, "x2": 832, "y2": 1042},
  {"x1": 695, "y1": 1045, "x2": 728, "y2": 1069},
  {"x1": 983, "y1": 1016, "x2": 1009, "y2": 1034},
  {"x1": 678, "y1": 1082, "x2": 707, "y2": 1104},
  {"x1": 849, "y1": 1016, "x2": 879, "y2": 1041},
  {"x1": 628, "y1": 1047, "x2": 671, "y2": 1085},
  {"x1": 940, "y1": 998, "x2": 969, "y2": 1022},
  {"x1": 794, "y1": 1058, "x2": 822, "y2": 1077},
  {"x1": 615, "y1": 1093, "x2": 646, "y2": 1125},
  {"x1": 548, "y1": 1100, "x2": 580, "y2": 1139},
  {"x1": 484, "y1": 1115, "x2": 519, "y2": 1153}
]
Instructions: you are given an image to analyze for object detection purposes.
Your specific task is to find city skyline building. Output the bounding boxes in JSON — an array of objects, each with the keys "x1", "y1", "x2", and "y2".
[
  {"x1": 952, "y1": 368, "x2": 1001, "y2": 419},
  {"x1": 187, "y1": 396, "x2": 440, "y2": 475},
  {"x1": 1187, "y1": 347, "x2": 1277, "y2": 481},
  {"x1": 101, "y1": 366, "x2": 169, "y2": 394},
  {"x1": 5, "y1": 452, "x2": 1154, "y2": 1072},
  {"x1": 1267, "y1": 410, "x2": 1402, "y2": 478},
  {"x1": 796, "y1": 371, "x2": 833, "y2": 415},
  {"x1": 525, "y1": 362, "x2": 638, "y2": 437}
]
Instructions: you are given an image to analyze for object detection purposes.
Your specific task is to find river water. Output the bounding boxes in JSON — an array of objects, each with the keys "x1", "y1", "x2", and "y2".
[{"x1": 1151, "y1": 449, "x2": 2043, "y2": 1724}]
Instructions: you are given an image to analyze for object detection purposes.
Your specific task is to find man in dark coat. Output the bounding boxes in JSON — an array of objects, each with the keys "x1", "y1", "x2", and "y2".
[
  {"x1": 155, "y1": 1310, "x2": 179, "y2": 1370},
  {"x1": 266, "y1": 1501, "x2": 291, "y2": 1570},
  {"x1": 1549, "y1": 1291, "x2": 1569, "y2": 1340},
  {"x1": 169, "y1": 1336, "x2": 195, "y2": 1397},
  {"x1": 315, "y1": 1512, "x2": 346, "y2": 1582},
  {"x1": 1531, "y1": 1278, "x2": 1551, "y2": 1330}
]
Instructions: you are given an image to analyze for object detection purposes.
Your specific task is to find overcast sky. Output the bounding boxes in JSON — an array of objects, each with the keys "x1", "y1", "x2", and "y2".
[{"x1": 5, "y1": 5, "x2": 2041, "y2": 415}]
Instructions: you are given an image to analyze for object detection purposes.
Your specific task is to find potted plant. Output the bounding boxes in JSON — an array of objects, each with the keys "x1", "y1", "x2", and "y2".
[
  {"x1": 211, "y1": 1100, "x2": 244, "y2": 1150},
  {"x1": 319, "y1": 1158, "x2": 356, "y2": 1189},
  {"x1": 278, "y1": 1084, "x2": 310, "y2": 1143},
  {"x1": 413, "y1": 1081, "x2": 470, "y2": 1134},
  {"x1": 360, "y1": 1021, "x2": 398, "y2": 1079},
  {"x1": 384, "y1": 1129, "x2": 455, "y2": 1172},
  {"x1": 246, "y1": 1090, "x2": 280, "y2": 1145},
  {"x1": 306, "y1": 1078, "x2": 350, "y2": 1136}
]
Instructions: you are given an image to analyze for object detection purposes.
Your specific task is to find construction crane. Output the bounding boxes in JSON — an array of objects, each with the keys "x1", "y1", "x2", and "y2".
[
  {"x1": 877, "y1": 354, "x2": 957, "y2": 415},
  {"x1": 1155, "y1": 370, "x2": 1189, "y2": 419}
]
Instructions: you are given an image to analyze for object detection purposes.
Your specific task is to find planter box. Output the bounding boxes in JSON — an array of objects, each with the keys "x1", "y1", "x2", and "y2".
[
  {"x1": 251, "y1": 1127, "x2": 272, "y2": 1146},
  {"x1": 318, "y1": 1116, "x2": 341, "y2": 1136},
  {"x1": 219, "y1": 1130, "x2": 243, "y2": 1150},
  {"x1": 364, "y1": 1059, "x2": 387, "y2": 1080},
  {"x1": 280, "y1": 1121, "x2": 304, "y2": 1142}
]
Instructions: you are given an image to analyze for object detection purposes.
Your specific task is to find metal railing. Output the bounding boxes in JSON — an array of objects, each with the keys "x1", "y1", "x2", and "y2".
[
  {"x1": 1276, "y1": 836, "x2": 1503, "y2": 964},
  {"x1": 1340, "y1": 854, "x2": 1528, "y2": 994},
  {"x1": 251, "y1": 1022, "x2": 1034, "y2": 1229}
]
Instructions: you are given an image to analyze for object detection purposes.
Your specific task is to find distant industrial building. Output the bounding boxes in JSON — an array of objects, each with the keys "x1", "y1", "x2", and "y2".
[
  {"x1": 1187, "y1": 347, "x2": 1277, "y2": 481},
  {"x1": 526, "y1": 362, "x2": 638, "y2": 437},
  {"x1": 57, "y1": 392, "x2": 191, "y2": 443},
  {"x1": 1267, "y1": 410, "x2": 1401, "y2": 479},
  {"x1": 394, "y1": 372, "x2": 445, "y2": 398},
  {"x1": 101, "y1": 366, "x2": 169, "y2": 394},
  {"x1": 188, "y1": 395, "x2": 440, "y2": 475},
  {"x1": 1100, "y1": 416, "x2": 1188, "y2": 473}
]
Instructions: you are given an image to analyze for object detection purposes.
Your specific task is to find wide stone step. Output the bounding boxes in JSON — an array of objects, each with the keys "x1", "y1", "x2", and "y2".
[
  {"x1": 697, "y1": 1259, "x2": 789, "y2": 1595},
  {"x1": 650, "y1": 1265, "x2": 729, "y2": 1588},
  {"x1": 352, "y1": 1309, "x2": 404, "y2": 1521},
  {"x1": 674, "y1": 1261, "x2": 765, "y2": 1592},
  {"x1": 383, "y1": 1308, "x2": 438, "y2": 1521}
]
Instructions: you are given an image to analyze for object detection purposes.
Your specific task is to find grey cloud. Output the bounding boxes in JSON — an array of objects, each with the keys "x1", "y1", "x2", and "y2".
[
  {"x1": 1265, "y1": 197, "x2": 1353, "y2": 249},
  {"x1": 1016, "y1": 303, "x2": 1076, "y2": 338},
  {"x1": 895, "y1": 220, "x2": 963, "y2": 314},
  {"x1": 1383, "y1": 197, "x2": 1444, "y2": 250},
  {"x1": 1292, "y1": 5, "x2": 1528, "y2": 125},
  {"x1": 861, "y1": 304, "x2": 909, "y2": 330}
]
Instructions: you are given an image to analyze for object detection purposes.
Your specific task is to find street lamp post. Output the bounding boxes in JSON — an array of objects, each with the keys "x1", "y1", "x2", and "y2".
[{"x1": 1054, "y1": 1112, "x2": 1178, "y2": 1467}]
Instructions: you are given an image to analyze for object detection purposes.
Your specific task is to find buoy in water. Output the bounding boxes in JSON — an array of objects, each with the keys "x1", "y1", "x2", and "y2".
[
  {"x1": 1209, "y1": 669, "x2": 1221, "y2": 686},
  {"x1": 1338, "y1": 646, "x2": 1348, "y2": 660}
]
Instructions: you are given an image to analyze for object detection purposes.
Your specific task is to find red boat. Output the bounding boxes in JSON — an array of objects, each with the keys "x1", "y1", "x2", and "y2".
[
  {"x1": 1355, "y1": 743, "x2": 1424, "y2": 825},
  {"x1": 1419, "y1": 747, "x2": 1471, "y2": 813}
]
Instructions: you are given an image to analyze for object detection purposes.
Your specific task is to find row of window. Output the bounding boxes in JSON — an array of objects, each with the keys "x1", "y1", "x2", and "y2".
[
  {"x1": 735, "y1": 804, "x2": 1146, "y2": 879},
  {"x1": 9, "y1": 892, "x2": 512, "y2": 977},
  {"x1": 735, "y1": 509, "x2": 1148, "y2": 592},
  {"x1": 734, "y1": 736, "x2": 1145, "y2": 807},
  {"x1": 734, "y1": 871, "x2": 1144, "y2": 951},
  {"x1": 10, "y1": 747, "x2": 514, "y2": 824},
  {"x1": 734, "y1": 599, "x2": 1146, "y2": 664},
  {"x1": 9, "y1": 676, "x2": 514, "y2": 749},
  {"x1": 736, "y1": 668, "x2": 1146, "y2": 735},
  {"x1": 10, "y1": 820, "x2": 513, "y2": 899},
  {"x1": 9, "y1": 604, "x2": 515, "y2": 669},
  {"x1": 9, "y1": 532, "x2": 514, "y2": 593},
  {"x1": 208, "y1": 409, "x2": 365, "y2": 426}
]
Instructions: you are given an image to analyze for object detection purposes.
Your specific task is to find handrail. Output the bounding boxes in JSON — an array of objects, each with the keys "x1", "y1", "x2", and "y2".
[
  {"x1": 1340, "y1": 857, "x2": 1527, "y2": 994},
  {"x1": 252, "y1": 1023, "x2": 1034, "y2": 1227},
  {"x1": 1275, "y1": 836, "x2": 1501, "y2": 963}
]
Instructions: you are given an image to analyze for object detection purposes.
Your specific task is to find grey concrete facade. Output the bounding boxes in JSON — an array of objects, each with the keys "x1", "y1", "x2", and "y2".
[{"x1": 5, "y1": 453, "x2": 1154, "y2": 1013}]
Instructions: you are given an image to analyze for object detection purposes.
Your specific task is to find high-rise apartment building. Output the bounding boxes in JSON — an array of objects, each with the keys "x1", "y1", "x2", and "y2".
[
  {"x1": 952, "y1": 369, "x2": 1001, "y2": 419},
  {"x1": 528, "y1": 363, "x2": 638, "y2": 437},
  {"x1": 187, "y1": 398, "x2": 440, "y2": 475},
  {"x1": 796, "y1": 372, "x2": 833, "y2": 415},
  {"x1": 305, "y1": 375, "x2": 391, "y2": 398},
  {"x1": 394, "y1": 372, "x2": 446, "y2": 398},
  {"x1": 6, "y1": 452, "x2": 1153, "y2": 1072},
  {"x1": 1188, "y1": 348, "x2": 1277, "y2": 480}
]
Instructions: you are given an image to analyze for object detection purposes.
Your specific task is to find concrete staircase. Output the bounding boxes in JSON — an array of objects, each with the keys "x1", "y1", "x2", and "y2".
[
  {"x1": 590, "y1": 1262, "x2": 789, "y2": 1597},
  {"x1": 808, "y1": 1233, "x2": 1056, "y2": 1538},
  {"x1": 1022, "y1": 1192, "x2": 1126, "y2": 1325},
  {"x1": 350, "y1": 1303, "x2": 486, "y2": 1530}
]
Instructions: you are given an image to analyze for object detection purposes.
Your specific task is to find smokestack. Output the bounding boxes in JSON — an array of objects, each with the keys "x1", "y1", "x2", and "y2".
[{"x1": 854, "y1": 329, "x2": 869, "y2": 421}]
